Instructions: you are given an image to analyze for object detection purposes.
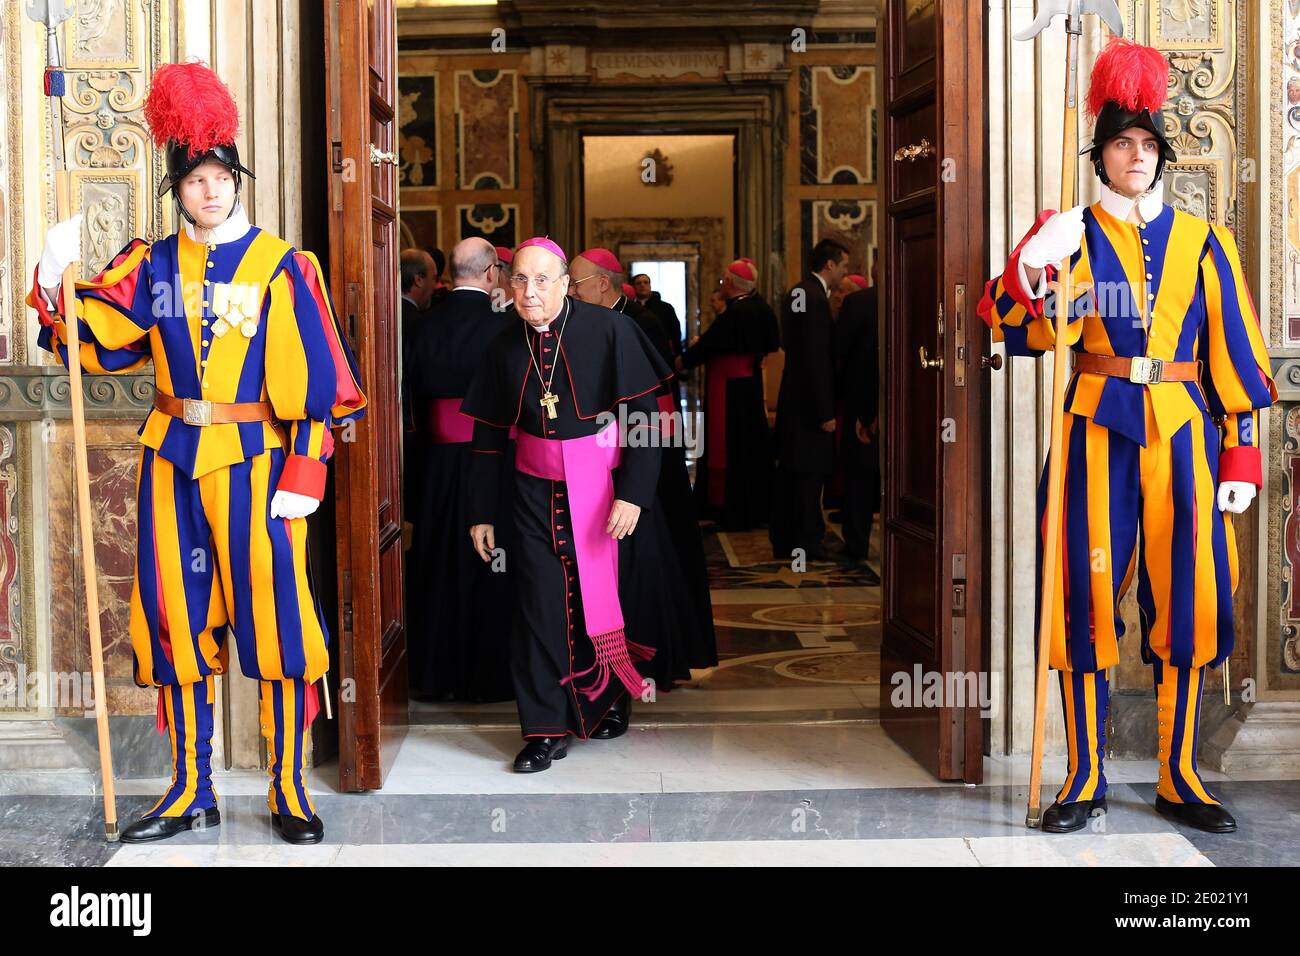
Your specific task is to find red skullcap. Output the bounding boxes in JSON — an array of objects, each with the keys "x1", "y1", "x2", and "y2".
[
  {"x1": 576, "y1": 248, "x2": 622, "y2": 273},
  {"x1": 495, "y1": 245, "x2": 514, "y2": 264},
  {"x1": 727, "y1": 259, "x2": 756, "y2": 282},
  {"x1": 516, "y1": 236, "x2": 567, "y2": 262}
]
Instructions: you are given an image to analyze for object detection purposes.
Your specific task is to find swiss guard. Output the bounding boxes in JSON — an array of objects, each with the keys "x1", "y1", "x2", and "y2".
[
  {"x1": 979, "y1": 39, "x2": 1276, "y2": 834},
  {"x1": 28, "y1": 62, "x2": 366, "y2": 844}
]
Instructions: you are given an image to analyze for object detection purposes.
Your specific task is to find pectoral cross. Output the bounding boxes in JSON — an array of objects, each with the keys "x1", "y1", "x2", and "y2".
[{"x1": 540, "y1": 390, "x2": 559, "y2": 419}]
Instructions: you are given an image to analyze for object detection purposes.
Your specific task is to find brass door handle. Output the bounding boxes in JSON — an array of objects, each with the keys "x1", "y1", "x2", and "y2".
[
  {"x1": 369, "y1": 144, "x2": 398, "y2": 166},
  {"x1": 919, "y1": 345, "x2": 943, "y2": 370},
  {"x1": 893, "y1": 138, "x2": 936, "y2": 162}
]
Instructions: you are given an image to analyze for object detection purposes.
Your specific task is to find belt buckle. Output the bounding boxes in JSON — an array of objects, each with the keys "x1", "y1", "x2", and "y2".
[
  {"x1": 182, "y1": 398, "x2": 213, "y2": 426},
  {"x1": 1129, "y1": 356, "x2": 1163, "y2": 385}
]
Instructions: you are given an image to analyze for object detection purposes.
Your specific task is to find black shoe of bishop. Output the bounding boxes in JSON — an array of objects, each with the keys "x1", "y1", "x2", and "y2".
[
  {"x1": 1041, "y1": 796, "x2": 1107, "y2": 833},
  {"x1": 1155, "y1": 795, "x2": 1237, "y2": 833},
  {"x1": 271, "y1": 812, "x2": 325, "y2": 845},
  {"x1": 591, "y1": 694, "x2": 632, "y2": 740},
  {"x1": 513, "y1": 735, "x2": 570, "y2": 772},
  {"x1": 120, "y1": 807, "x2": 220, "y2": 844}
]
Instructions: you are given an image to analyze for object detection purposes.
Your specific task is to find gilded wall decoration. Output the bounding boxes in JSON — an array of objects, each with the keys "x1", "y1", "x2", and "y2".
[
  {"x1": 1283, "y1": 5, "x2": 1300, "y2": 345},
  {"x1": 800, "y1": 198, "x2": 877, "y2": 275},
  {"x1": 457, "y1": 202, "x2": 518, "y2": 248},
  {"x1": 1272, "y1": 0, "x2": 1300, "y2": 690},
  {"x1": 454, "y1": 69, "x2": 518, "y2": 190},
  {"x1": 799, "y1": 65, "x2": 876, "y2": 186},
  {"x1": 52, "y1": 0, "x2": 170, "y2": 258},
  {"x1": 1122, "y1": 0, "x2": 1240, "y2": 230},
  {"x1": 2, "y1": 2, "x2": 26, "y2": 366},
  {"x1": 0, "y1": 425, "x2": 21, "y2": 704},
  {"x1": 398, "y1": 74, "x2": 438, "y2": 188}
]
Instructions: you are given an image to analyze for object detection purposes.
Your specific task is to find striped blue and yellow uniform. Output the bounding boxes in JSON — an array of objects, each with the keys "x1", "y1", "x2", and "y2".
[
  {"x1": 29, "y1": 222, "x2": 364, "y2": 821},
  {"x1": 980, "y1": 199, "x2": 1276, "y2": 806}
]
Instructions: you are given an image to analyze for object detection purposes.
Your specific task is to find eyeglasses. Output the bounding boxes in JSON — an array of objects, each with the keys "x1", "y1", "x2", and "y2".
[{"x1": 510, "y1": 273, "x2": 561, "y2": 290}]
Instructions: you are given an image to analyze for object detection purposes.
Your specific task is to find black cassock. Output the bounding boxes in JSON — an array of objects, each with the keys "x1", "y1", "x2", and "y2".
[
  {"x1": 615, "y1": 296, "x2": 717, "y2": 676},
  {"x1": 833, "y1": 287, "x2": 881, "y2": 561},
  {"x1": 406, "y1": 289, "x2": 516, "y2": 701},
  {"x1": 770, "y1": 275, "x2": 836, "y2": 557},
  {"x1": 462, "y1": 297, "x2": 703, "y2": 738},
  {"x1": 681, "y1": 291, "x2": 779, "y2": 530}
]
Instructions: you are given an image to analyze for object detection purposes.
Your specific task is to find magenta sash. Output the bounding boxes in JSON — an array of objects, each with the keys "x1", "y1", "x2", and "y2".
[
  {"x1": 429, "y1": 397, "x2": 517, "y2": 444},
  {"x1": 429, "y1": 398, "x2": 475, "y2": 444},
  {"x1": 656, "y1": 392, "x2": 677, "y2": 439},
  {"x1": 514, "y1": 424, "x2": 653, "y2": 698},
  {"x1": 704, "y1": 353, "x2": 757, "y2": 507}
]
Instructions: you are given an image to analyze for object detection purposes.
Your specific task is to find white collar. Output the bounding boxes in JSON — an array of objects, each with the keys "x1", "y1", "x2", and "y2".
[
  {"x1": 182, "y1": 204, "x2": 252, "y2": 245},
  {"x1": 1097, "y1": 180, "x2": 1165, "y2": 224},
  {"x1": 533, "y1": 298, "x2": 569, "y2": 332},
  {"x1": 452, "y1": 285, "x2": 490, "y2": 295}
]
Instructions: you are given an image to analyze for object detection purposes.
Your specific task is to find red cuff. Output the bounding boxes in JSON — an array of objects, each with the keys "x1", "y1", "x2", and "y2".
[
  {"x1": 1219, "y1": 445, "x2": 1262, "y2": 487},
  {"x1": 278, "y1": 455, "x2": 327, "y2": 500},
  {"x1": 28, "y1": 265, "x2": 60, "y2": 327},
  {"x1": 1000, "y1": 209, "x2": 1058, "y2": 317}
]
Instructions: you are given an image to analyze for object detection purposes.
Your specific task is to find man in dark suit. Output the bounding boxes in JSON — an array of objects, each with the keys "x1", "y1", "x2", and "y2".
[
  {"x1": 406, "y1": 238, "x2": 517, "y2": 702},
  {"x1": 834, "y1": 261, "x2": 881, "y2": 585},
  {"x1": 770, "y1": 239, "x2": 850, "y2": 561},
  {"x1": 401, "y1": 249, "x2": 438, "y2": 525},
  {"x1": 632, "y1": 272, "x2": 683, "y2": 358}
]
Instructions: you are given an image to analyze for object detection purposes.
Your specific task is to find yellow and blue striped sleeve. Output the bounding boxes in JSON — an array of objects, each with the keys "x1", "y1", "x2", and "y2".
[
  {"x1": 27, "y1": 239, "x2": 156, "y2": 374},
  {"x1": 1199, "y1": 224, "x2": 1277, "y2": 487},
  {"x1": 265, "y1": 250, "x2": 367, "y2": 499},
  {"x1": 979, "y1": 210, "x2": 1091, "y2": 357}
]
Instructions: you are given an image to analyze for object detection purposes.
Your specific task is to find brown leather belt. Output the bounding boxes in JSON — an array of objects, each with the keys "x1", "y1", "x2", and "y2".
[
  {"x1": 1073, "y1": 353, "x2": 1199, "y2": 385},
  {"x1": 153, "y1": 393, "x2": 274, "y2": 427}
]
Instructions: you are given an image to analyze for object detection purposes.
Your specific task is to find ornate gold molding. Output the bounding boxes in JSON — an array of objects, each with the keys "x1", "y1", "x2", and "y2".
[{"x1": 1127, "y1": 0, "x2": 1242, "y2": 229}]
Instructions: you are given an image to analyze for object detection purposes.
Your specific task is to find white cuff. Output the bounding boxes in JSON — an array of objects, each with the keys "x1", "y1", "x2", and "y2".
[{"x1": 1016, "y1": 257, "x2": 1050, "y2": 299}]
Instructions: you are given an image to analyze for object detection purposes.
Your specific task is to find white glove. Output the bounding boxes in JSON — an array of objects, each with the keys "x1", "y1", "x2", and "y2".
[
  {"x1": 1020, "y1": 206, "x2": 1085, "y2": 271},
  {"x1": 270, "y1": 489, "x2": 321, "y2": 520},
  {"x1": 38, "y1": 214, "x2": 83, "y2": 290},
  {"x1": 1217, "y1": 480, "x2": 1255, "y2": 514}
]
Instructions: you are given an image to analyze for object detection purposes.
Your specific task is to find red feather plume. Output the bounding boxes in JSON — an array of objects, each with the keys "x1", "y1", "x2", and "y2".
[
  {"x1": 143, "y1": 61, "x2": 240, "y2": 152},
  {"x1": 1086, "y1": 39, "x2": 1170, "y2": 118}
]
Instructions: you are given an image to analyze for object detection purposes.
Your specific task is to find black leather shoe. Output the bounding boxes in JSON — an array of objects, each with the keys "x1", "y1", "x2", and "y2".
[
  {"x1": 513, "y1": 735, "x2": 569, "y2": 772},
  {"x1": 1155, "y1": 795, "x2": 1237, "y2": 833},
  {"x1": 271, "y1": 812, "x2": 325, "y2": 844},
  {"x1": 1041, "y1": 797, "x2": 1107, "y2": 833},
  {"x1": 120, "y1": 807, "x2": 220, "y2": 844},
  {"x1": 591, "y1": 695, "x2": 631, "y2": 740},
  {"x1": 859, "y1": 564, "x2": 881, "y2": 586}
]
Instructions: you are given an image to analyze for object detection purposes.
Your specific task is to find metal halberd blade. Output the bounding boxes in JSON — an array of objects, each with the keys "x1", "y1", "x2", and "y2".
[
  {"x1": 24, "y1": 0, "x2": 75, "y2": 29},
  {"x1": 1014, "y1": 0, "x2": 1125, "y2": 41}
]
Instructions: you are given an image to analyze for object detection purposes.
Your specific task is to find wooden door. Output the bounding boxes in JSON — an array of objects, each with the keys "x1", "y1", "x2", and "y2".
[
  {"x1": 879, "y1": 0, "x2": 987, "y2": 783},
  {"x1": 326, "y1": 0, "x2": 406, "y2": 791}
]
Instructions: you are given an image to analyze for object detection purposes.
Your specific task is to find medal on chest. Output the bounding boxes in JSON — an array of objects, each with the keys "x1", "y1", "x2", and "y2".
[{"x1": 209, "y1": 282, "x2": 262, "y2": 338}]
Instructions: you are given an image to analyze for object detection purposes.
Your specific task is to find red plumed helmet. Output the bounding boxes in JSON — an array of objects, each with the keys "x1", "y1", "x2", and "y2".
[
  {"x1": 1086, "y1": 38, "x2": 1170, "y2": 118},
  {"x1": 144, "y1": 61, "x2": 253, "y2": 199},
  {"x1": 144, "y1": 61, "x2": 240, "y2": 153}
]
